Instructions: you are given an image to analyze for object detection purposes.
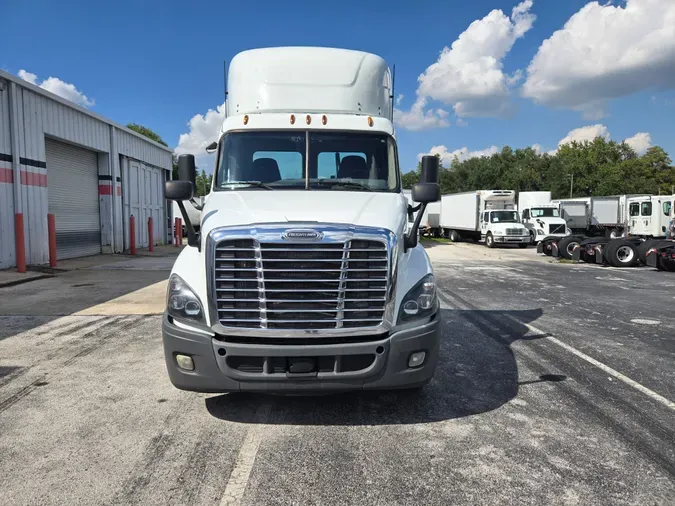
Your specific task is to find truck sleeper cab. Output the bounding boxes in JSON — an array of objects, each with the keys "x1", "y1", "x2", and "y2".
[{"x1": 162, "y1": 47, "x2": 441, "y2": 393}]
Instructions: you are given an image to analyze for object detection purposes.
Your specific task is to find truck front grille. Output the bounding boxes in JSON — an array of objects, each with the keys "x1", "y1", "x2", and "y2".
[
  {"x1": 214, "y1": 239, "x2": 388, "y2": 330},
  {"x1": 506, "y1": 228, "x2": 522, "y2": 236},
  {"x1": 549, "y1": 224, "x2": 566, "y2": 234}
]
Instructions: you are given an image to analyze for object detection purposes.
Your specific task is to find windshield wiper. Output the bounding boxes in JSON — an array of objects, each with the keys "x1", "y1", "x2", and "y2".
[
  {"x1": 220, "y1": 181, "x2": 274, "y2": 190},
  {"x1": 315, "y1": 180, "x2": 373, "y2": 192}
]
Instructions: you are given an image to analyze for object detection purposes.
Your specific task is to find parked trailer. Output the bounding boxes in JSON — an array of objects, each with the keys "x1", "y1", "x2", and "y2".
[
  {"x1": 440, "y1": 190, "x2": 529, "y2": 248},
  {"x1": 402, "y1": 191, "x2": 441, "y2": 237}
]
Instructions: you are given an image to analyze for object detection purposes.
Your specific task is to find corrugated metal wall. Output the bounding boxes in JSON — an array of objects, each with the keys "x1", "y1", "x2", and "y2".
[
  {"x1": 0, "y1": 71, "x2": 173, "y2": 268},
  {"x1": 0, "y1": 85, "x2": 14, "y2": 269}
]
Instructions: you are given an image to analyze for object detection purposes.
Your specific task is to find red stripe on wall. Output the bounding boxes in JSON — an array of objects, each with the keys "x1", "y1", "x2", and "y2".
[
  {"x1": 0, "y1": 167, "x2": 13, "y2": 184},
  {"x1": 20, "y1": 171, "x2": 47, "y2": 187},
  {"x1": 99, "y1": 184, "x2": 113, "y2": 195},
  {"x1": 116, "y1": 186, "x2": 122, "y2": 196}
]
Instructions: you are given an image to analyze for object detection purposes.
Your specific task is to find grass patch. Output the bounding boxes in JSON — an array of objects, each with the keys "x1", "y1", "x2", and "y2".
[
  {"x1": 557, "y1": 258, "x2": 576, "y2": 264},
  {"x1": 421, "y1": 237, "x2": 451, "y2": 245}
]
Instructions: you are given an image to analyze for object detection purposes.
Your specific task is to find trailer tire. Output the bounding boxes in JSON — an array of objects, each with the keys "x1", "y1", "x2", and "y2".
[
  {"x1": 639, "y1": 240, "x2": 674, "y2": 266},
  {"x1": 557, "y1": 236, "x2": 584, "y2": 260},
  {"x1": 449, "y1": 230, "x2": 461, "y2": 242},
  {"x1": 485, "y1": 233, "x2": 495, "y2": 248},
  {"x1": 609, "y1": 228, "x2": 622, "y2": 239},
  {"x1": 605, "y1": 239, "x2": 639, "y2": 267},
  {"x1": 529, "y1": 230, "x2": 536, "y2": 245}
]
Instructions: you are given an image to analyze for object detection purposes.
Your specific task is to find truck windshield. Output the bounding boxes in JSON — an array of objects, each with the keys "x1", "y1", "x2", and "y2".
[
  {"x1": 491, "y1": 211, "x2": 519, "y2": 223},
  {"x1": 530, "y1": 208, "x2": 560, "y2": 218},
  {"x1": 215, "y1": 131, "x2": 399, "y2": 192}
]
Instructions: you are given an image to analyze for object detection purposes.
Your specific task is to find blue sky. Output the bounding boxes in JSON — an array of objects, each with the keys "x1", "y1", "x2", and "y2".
[{"x1": 3, "y1": 0, "x2": 675, "y2": 173}]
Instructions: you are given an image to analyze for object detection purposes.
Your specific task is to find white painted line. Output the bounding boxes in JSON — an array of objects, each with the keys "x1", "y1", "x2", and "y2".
[
  {"x1": 506, "y1": 317, "x2": 675, "y2": 412},
  {"x1": 219, "y1": 405, "x2": 271, "y2": 506},
  {"x1": 438, "y1": 288, "x2": 675, "y2": 412}
]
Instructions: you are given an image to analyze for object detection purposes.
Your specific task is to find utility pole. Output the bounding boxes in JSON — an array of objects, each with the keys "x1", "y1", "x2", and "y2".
[{"x1": 568, "y1": 173, "x2": 574, "y2": 198}]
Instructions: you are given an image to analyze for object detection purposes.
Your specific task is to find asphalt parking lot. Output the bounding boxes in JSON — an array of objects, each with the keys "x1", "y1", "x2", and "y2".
[{"x1": 0, "y1": 243, "x2": 673, "y2": 506}]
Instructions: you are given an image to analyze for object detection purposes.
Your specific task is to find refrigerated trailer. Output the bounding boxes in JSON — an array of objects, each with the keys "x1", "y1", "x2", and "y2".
[{"x1": 440, "y1": 190, "x2": 529, "y2": 247}]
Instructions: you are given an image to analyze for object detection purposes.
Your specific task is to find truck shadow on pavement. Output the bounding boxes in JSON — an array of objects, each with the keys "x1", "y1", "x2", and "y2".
[{"x1": 206, "y1": 307, "x2": 555, "y2": 425}]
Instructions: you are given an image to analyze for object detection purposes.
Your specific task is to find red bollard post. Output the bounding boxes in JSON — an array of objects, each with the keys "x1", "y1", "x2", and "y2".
[
  {"x1": 15, "y1": 213, "x2": 26, "y2": 273},
  {"x1": 178, "y1": 218, "x2": 183, "y2": 246},
  {"x1": 130, "y1": 215, "x2": 136, "y2": 255},
  {"x1": 174, "y1": 217, "x2": 179, "y2": 247},
  {"x1": 48, "y1": 214, "x2": 57, "y2": 268},
  {"x1": 148, "y1": 216, "x2": 154, "y2": 252}
]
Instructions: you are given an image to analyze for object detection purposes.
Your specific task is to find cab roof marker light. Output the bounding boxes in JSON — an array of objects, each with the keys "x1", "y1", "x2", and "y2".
[
  {"x1": 243, "y1": 115, "x2": 249, "y2": 125},
  {"x1": 322, "y1": 115, "x2": 327, "y2": 125},
  {"x1": 290, "y1": 114, "x2": 295, "y2": 125},
  {"x1": 306, "y1": 115, "x2": 311, "y2": 125}
]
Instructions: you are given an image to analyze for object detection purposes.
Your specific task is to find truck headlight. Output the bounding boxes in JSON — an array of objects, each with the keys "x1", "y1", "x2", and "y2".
[
  {"x1": 398, "y1": 274, "x2": 437, "y2": 323},
  {"x1": 166, "y1": 274, "x2": 205, "y2": 323}
]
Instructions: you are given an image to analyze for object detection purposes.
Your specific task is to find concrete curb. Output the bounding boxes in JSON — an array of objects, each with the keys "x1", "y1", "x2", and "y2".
[{"x1": 0, "y1": 274, "x2": 53, "y2": 289}]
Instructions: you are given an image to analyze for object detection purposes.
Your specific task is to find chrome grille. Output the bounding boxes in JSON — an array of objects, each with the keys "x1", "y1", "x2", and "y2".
[
  {"x1": 506, "y1": 228, "x2": 522, "y2": 236},
  {"x1": 214, "y1": 239, "x2": 388, "y2": 329},
  {"x1": 549, "y1": 224, "x2": 566, "y2": 234}
]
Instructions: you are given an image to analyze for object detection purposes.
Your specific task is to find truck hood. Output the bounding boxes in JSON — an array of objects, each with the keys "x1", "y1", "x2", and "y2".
[
  {"x1": 532, "y1": 217, "x2": 567, "y2": 226},
  {"x1": 199, "y1": 190, "x2": 408, "y2": 237}
]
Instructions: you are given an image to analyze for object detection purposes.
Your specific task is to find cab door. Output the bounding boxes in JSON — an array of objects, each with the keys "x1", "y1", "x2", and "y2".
[{"x1": 480, "y1": 211, "x2": 489, "y2": 237}]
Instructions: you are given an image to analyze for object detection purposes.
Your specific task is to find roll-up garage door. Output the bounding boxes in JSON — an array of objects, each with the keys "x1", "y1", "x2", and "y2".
[{"x1": 46, "y1": 138, "x2": 101, "y2": 259}]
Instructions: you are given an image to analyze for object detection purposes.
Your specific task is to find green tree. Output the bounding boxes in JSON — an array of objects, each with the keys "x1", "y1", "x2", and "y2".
[{"x1": 126, "y1": 123, "x2": 168, "y2": 146}]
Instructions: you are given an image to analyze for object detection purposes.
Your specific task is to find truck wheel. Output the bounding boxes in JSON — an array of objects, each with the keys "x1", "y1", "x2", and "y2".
[
  {"x1": 637, "y1": 239, "x2": 658, "y2": 265},
  {"x1": 557, "y1": 236, "x2": 583, "y2": 260},
  {"x1": 529, "y1": 230, "x2": 536, "y2": 245},
  {"x1": 605, "y1": 239, "x2": 639, "y2": 267},
  {"x1": 485, "y1": 233, "x2": 495, "y2": 248},
  {"x1": 640, "y1": 240, "x2": 674, "y2": 265},
  {"x1": 449, "y1": 230, "x2": 460, "y2": 242},
  {"x1": 610, "y1": 228, "x2": 622, "y2": 239}
]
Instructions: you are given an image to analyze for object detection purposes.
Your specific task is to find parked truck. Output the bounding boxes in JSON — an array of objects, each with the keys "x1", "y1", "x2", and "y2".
[
  {"x1": 440, "y1": 190, "x2": 530, "y2": 248},
  {"x1": 539, "y1": 194, "x2": 675, "y2": 267},
  {"x1": 518, "y1": 191, "x2": 569, "y2": 244},
  {"x1": 163, "y1": 47, "x2": 442, "y2": 394}
]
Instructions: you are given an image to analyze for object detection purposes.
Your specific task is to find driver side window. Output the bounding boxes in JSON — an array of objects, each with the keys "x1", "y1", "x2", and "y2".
[{"x1": 664, "y1": 201, "x2": 673, "y2": 217}]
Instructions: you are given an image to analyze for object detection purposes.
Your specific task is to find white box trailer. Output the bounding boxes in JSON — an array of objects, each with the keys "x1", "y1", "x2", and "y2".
[{"x1": 440, "y1": 190, "x2": 529, "y2": 247}]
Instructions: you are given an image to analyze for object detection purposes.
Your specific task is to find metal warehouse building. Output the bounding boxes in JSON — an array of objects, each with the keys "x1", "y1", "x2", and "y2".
[{"x1": 0, "y1": 70, "x2": 173, "y2": 270}]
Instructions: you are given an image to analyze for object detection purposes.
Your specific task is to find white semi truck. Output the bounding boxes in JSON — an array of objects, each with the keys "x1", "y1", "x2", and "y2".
[
  {"x1": 440, "y1": 190, "x2": 530, "y2": 248},
  {"x1": 163, "y1": 47, "x2": 442, "y2": 394},
  {"x1": 518, "y1": 191, "x2": 569, "y2": 244}
]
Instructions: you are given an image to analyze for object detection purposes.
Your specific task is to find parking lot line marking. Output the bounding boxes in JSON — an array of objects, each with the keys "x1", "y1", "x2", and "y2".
[
  {"x1": 219, "y1": 404, "x2": 271, "y2": 506},
  {"x1": 437, "y1": 287, "x2": 675, "y2": 412}
]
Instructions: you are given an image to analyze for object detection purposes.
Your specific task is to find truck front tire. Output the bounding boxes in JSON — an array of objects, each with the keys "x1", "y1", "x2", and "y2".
[{"x1": 485, "y1": 233, "x2": 495, "y2": 248}]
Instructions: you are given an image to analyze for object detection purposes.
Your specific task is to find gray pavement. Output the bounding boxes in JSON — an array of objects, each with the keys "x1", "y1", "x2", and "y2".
[{"x1": 0, "y1": 244, "x2": 673, "y2": 505}]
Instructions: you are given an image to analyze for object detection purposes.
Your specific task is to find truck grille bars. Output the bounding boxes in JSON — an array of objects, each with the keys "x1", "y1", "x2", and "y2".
[{"x1": 213, "y1": 238, "x2": 389, "y2": 330}]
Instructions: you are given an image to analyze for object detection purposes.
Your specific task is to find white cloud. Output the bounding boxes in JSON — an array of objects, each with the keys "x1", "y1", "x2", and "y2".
[
  {"x1": 624, "y1": 132, "x2": 652, "y2": 155},
  {"x1": 18, "y1": 69, "x2": 94, "y2": 107},
  {"x1": 175, "y1": 102, "x2": 226, "y2": 170},
  {"x1": 522, "y1": 0, "x2": 675, "y2": 117},
  {"x1": 394, "y1": 97, "x2": 450, "y2": 131},
  {"x1": 396, "y1": 0, "x2": 535, "y2": 128},
  {"x1": 395, "y1": 93, "x2": 404, "y2": 106},
  {"x1": 418, "y1": 144, "x2": 501, "y2": 165},
  {"x1": 557, "y1": 124, "x2": 610, "y2": 148}
]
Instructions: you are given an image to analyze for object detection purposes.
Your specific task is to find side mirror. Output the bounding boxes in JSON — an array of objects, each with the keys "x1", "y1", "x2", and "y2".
[
  {"x1": 523, "y1": 209, "x2": 530, "y2": 219},
  {"x1": 178, "y1": 154, "x2": 197, "y2": 187},
  {"x1": 405, "y1": 156, "x2": 441, "y2": 250},
  {"x1": 165, "y1": 181, "x2": 194, "y2": 201},
  {"x1": 411, "y1": 183, "x2": 440, "y2": 204},
  {"x1": 205, "y1": 141, "x2": 217, "y2": 154}
]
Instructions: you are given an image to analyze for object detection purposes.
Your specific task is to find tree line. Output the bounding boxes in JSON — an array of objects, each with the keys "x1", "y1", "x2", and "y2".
[{"x1": 402, "y1": 138, "x2": 675, "y2": 198}]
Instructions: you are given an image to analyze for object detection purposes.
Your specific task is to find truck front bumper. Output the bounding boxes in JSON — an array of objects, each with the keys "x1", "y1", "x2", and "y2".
[
  {"x1": 162, "y1": 313, "x2": 440, "y2": 393},
  {"x1": 493, "y1": 236, "x2": 529, "y2": 244}
]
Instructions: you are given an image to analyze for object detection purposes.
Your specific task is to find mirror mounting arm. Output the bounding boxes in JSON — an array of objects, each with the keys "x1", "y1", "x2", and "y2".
[
  {"x1": 404, "y1": 202, "x2": 428, "y2": 252},
  {"x1": 176, "y1": 200, "x2": 201, "y2": 250},
  {"x1": 189, "y1": 197, "x2": 204, "y2": 211}
]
